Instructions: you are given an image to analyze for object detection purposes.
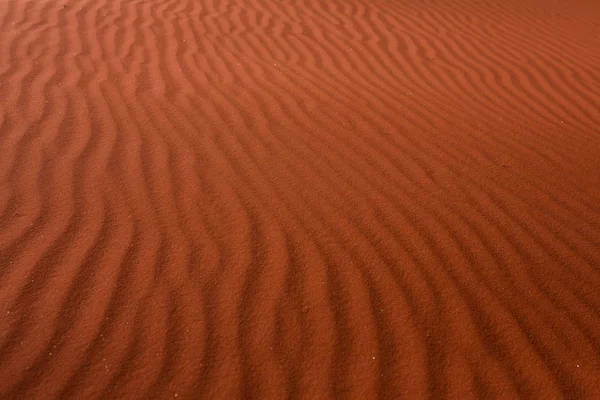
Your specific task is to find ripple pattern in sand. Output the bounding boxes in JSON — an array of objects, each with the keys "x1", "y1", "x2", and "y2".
[{"x1": 1, "y1": 0, "x2": 600, "y2": 398}]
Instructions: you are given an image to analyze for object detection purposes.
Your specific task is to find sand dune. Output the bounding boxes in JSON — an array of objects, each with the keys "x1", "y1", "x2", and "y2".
[{"x1": 1, "y1": 0, "x2": 600, "y2": 397}]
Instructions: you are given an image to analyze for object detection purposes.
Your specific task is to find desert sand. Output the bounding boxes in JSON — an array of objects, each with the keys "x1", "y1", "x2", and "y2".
[{"x1": 1, "y1": 0, "x2": 600, "y2": 397}]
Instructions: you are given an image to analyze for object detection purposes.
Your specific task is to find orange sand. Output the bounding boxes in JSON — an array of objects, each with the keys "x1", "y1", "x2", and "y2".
[{"x1": 1, "y1": 0, "x2": 600, "y2": 397}]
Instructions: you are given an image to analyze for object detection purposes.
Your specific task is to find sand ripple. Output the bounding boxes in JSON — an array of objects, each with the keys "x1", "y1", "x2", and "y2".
[{"x1": 1, "y1": 0, "x2": 600, "y2": 397}]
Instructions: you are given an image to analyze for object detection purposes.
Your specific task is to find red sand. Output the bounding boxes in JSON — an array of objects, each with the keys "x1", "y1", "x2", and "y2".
[{"x1": 1, "y1": 0, "x2": 600, "y2": 397}]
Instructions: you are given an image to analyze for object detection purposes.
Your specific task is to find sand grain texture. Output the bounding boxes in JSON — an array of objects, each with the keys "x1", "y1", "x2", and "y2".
[{"x1": 1, "y1": 0, "x2": 600, "y2": 398}]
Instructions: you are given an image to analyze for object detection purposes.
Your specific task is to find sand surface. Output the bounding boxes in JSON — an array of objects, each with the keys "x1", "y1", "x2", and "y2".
[{"x1": 1, "y1": 0, "x2": 600, "y2": 397}]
